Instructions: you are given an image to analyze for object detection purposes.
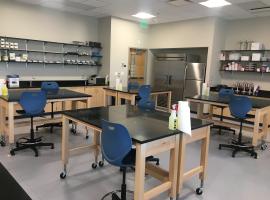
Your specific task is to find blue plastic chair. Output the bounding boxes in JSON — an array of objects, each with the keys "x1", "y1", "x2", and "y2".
[
  {"x1": 138, "y1": 85, "x2": 155, "y2": 110},
  {"x1": 37, "y1": 82, "x2": 62, "y2": 133},
  {"x1": 10, "y1": 91, "x2": 54, "y2": 157},
  {"x1": 19, "y1": 91, "x2": 47, "y2": 116},
  {"x1": 212, "y1": 88, "x2": 235, "y2": 135},
  {"x1": 128, "y1": 82, "x2": 140, "y2": 90},
  {"x1": 101, "y1": 120, "x2": 135, "y2": 200},
  {"x1": 219, "y1": 96, "x2": 257, "y2": 158},
  {"x1": 41, "y1": 81, "x2": 59, "y2": 94},
  {"x1": 219, "y1": 88, "x2": 234, "y2": 98}
]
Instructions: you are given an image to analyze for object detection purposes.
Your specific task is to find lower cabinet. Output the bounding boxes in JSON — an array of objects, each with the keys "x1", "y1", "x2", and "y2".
[{"x1": 84, "y1": 86, "x2": 104, "y2": 108}]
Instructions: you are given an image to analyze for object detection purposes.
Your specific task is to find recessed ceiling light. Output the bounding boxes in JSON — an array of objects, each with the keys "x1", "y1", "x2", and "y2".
[
  {"x1": 200, "y1": 0, "x2": 231, "y2": 8},
  {"x1": 132, "y1": 12, "x2": 156, "y2": 19}
]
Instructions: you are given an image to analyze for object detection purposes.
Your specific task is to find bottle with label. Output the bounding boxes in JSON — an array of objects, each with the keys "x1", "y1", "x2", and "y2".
[
  {"x1": 2, "y1": 83, "x2": 8, "y2": 96},
  {"x1": 169, "y1": 110, "x2": 178, "y2": 130}
]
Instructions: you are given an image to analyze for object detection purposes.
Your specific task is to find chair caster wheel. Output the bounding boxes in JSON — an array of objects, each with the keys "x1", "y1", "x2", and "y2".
[
  {"x1": 196, "y1": 188, "x2": 203, "y2": 195},
  {"x1": 156, "y1": 162, "x2": 160, "y2": 166},
  {"x1": 10, "y1": 150, "x2": 15, "y2": 156},
  {"x1": 60, "y1": 172, "x2": 66, "y2": 179},
  {"x1": 261, "y1": 144, "x2": 267, "y2": 151},
  {"x1": 98, "y1": 161, "x2": 104, "y2": 167},
  {"x1": 218, "y1": 145, "x2": 221, "y2": 150},
  {"x1": 85, "y1": 135, "x2": 89, "y2": 139},
  {"x1": 71, "y1": 128, "x2": 77, "y2": 135},
  {"x1": 16, "y1": 142, "x2": 20, "y2": 148},
  {"x1": 0, "y1": 141, "x2": 5, "y2": 147},
  {"x1": 92, "y1": 163, "x2": 97, "y2": 169},
  {"x1": 51, "y1": 144, "x2": 54, "y2": 149}
]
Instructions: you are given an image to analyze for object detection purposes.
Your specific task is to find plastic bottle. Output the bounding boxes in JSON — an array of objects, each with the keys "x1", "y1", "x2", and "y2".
[
  {"x1": 169, "y1": 110, "x2": 178, "y2": 130},
  {"x1": 2, "y1": 83, "x2": 8, "y2": 96}
]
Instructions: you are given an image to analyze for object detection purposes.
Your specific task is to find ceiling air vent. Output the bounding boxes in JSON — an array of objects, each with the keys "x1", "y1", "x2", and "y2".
[
  {"x1": 237, "y1": 1, "x2": 270, "y2": 13},
  {"x1": 167, "y1": 0, "x2": 205, "y2": 7},
  {"x1": 167, "y1": 0, "x2": 193, "y2": 7}
]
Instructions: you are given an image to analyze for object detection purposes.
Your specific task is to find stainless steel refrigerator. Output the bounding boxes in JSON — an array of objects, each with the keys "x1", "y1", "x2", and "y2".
[{"x1": 152, "y1": 53, "x2": 206, "y2": 111}]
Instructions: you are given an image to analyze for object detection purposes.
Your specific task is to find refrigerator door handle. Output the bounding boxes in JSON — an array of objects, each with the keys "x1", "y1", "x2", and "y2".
[
  {"x1": 168, "y1": 75, "x2": 172, "y2": 85},
  {"x1": 165, "y1": 75, "x2": 169, "y2": 85}
]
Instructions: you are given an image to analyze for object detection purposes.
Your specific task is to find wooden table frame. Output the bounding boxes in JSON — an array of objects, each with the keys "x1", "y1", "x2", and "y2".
[
  {"x1": 104, "y1": 88, "x2": 172, "y2": 112},
  {"x1": 0, "y1": 97, "x2": 91, "y2": 145},
  {"x1": 60, "y1": 114, "x2": 211, "y2": 200},
  {"x1": 187, "y1": 98, "x2": 270, "y2": 147},
  {"x1": 177, "y1": 126, "x2": 210, "y2": 196},
  {"x1": 61, "y1": 114, "x2": 179, "y2": 200}
]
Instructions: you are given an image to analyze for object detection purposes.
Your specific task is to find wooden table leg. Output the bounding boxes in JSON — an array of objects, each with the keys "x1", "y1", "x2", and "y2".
[
  {"x1": 61, "y1": 116, "x2": 70, "y2": 177},
  {"x1": 104, "y1": 91, "x2": 107, "y2": 107},
  {"x1": 199, "y1": 127, "x2": 210, "y2": 186},
  {"x1": 87, "y1": 97, "x2": 91, "y2": 108},
  {"x1": 134, "y1": 143, "x2": 146, "y2": 200},
  {"x1": 169, "y1": 135, "x2": 179, "y2": 198},
  {"x1": 253, "y1": 109, "x2": 261, "y2": 146},
  {"x1": 8, "y1": 103, "x2": 15, "y2": 145},
  {"x1": 131, "y1": 95, "x2": 136, "y2": 105},
  {"x1": 117, "y1": 94, "x2": 122, "y2": 106},
  {"x1": 93, "y1": 130, "x2": 100, "y2": 165},
  {"x1": 177, "y1": 134, "x2": 186, "y2": 195},
  {"x1": 197, "y1": 103, "x2": 204, "y2": 119}
]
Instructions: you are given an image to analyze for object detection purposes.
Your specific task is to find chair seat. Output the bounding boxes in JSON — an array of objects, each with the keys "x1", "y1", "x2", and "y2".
[
  {"x1": 214, "y1": 105, "x2": 227, "y2": 109},
  {"x1": 16, "y1": 110, "x2": 45, "y2": 117},
  {"x1": 122, "y1": 149, "x2": 136, "y2": 166},
  {"x1": 232, "y1": 113, "x2": 255, "y2": 121}
]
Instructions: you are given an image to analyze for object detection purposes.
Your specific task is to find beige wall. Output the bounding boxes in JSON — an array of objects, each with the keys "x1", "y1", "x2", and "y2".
[
  {"x1": 221, "y1": 16, "x2": 270, "y2": 90},
  {"x1": 147, "y1": 17, "x2": 222, "y2": 85},
  {"x1": 109, "y1": 17, "x2": 149, "y2": 87},
  {"x1": 98, "y1": 17, "x2": 111, "y2": 78},
  {"x1": 0, "y1": 0, "x2": 99, "y2": 80}
]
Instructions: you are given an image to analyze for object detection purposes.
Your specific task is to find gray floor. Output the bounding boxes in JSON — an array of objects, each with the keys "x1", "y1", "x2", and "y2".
[{"x1": 0, "y1": 125, "x2": 270, "y2": 200}]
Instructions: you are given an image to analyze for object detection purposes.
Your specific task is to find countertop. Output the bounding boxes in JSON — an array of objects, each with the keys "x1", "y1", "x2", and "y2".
[
  {"x1": 0, "y1": 89, "x2": 91, "y2": 102},
  {"x1": 63, "y1": 105, "x2": 213, "y2": 144},
  {"x1": 210, "y1": 86, "x2": 270, "y2": 99},
  {"x1": 8, "y1": 80, "x2": 107, "y2": 89}
]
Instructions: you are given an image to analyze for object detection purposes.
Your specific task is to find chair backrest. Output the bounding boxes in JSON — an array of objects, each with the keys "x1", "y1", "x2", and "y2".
[
  {"x1": 219, "y1": 88, "x2": 234, "y2": 98},
  {"x1": 19, "y1": 91, "x2": 47, "y2": 115},
  {"x1": 128, "y1": 82, "x2": 140, "y2": 90},
  {"x1": 101, "y1": 120, "x2": 132, "y2": 167},
  {"x1": 138, "y1": 85, "x2": 151, "y2": 99},
  {"x1": 41, "y1": 82, "x2": 59, "y2": 93},
  {"x1": 138, "y1": 85, "x2": 155, "y2": 110},
  {"x1": 229, "y1": 96, "x2": 252, "y2": 119}
]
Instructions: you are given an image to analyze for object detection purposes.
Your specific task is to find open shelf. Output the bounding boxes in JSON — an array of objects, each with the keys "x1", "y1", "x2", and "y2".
[{"x1": 0, "y1": 36, "x2": 103, "y2": 68}]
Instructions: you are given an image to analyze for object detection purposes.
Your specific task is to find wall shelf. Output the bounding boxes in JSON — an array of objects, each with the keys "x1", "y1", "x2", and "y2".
[
  {"x1": 0, "y1": 36, "x2": 102, "y2": 68},
  {"x1": 220, "y1": 49, "x2": 270, "y2": 73}
]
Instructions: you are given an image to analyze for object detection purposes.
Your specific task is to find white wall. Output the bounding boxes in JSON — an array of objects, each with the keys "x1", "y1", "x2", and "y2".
[
  {"x1": 98, "y1": 17, "x2": 111, "y2": 78},
  {"x1": 0, "y1": 0, "x2": 99, "y2": 80},
  {"x1": 109, "y1": 17, "x2": 149, "y2": 87},
  {"x1": 221, "y1": 16, "x2": 270, "y2": 90}
]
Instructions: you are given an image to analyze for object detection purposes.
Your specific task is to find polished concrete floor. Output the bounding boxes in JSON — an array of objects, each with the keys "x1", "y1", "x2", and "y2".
[{"x1": 0, "y1": 125, "x2": 270, "y2": 200}]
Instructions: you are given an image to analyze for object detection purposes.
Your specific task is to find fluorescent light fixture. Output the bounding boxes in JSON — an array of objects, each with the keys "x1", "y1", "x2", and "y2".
[
  {"x1": 132, "y1": 12, "x2": 156, "y2": 19},
  {"x1": 200, "y1": 0, "x2": 231, "y2": 8}
]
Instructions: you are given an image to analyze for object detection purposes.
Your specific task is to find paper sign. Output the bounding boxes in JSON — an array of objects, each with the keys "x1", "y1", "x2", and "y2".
[{"x1": 177, "y1": 101, "x2": 192, "y2": 136}]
